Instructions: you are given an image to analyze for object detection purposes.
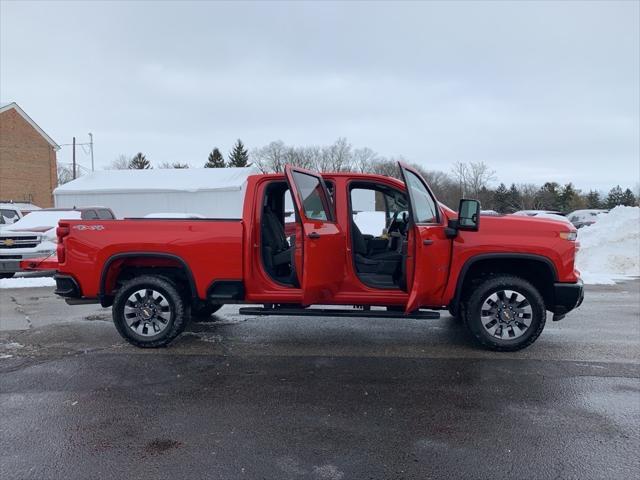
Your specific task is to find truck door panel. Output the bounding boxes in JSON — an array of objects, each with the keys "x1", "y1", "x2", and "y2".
[
  {"x1": 285, "y1": 166, "x2": 347, "y2": 305},
  {"x1": 398, "y1": 163, "x2": 452, "y2": 312}
]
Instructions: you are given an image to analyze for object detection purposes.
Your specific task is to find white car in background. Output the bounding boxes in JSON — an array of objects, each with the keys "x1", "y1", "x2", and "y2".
[
  {"x1": 0, "y1": 202, "x2": 40, "y2": 229},
  {"x1": 567, "y1": 209, "x2": 609, "y2": 229},
  {"x1": 512, "y1": 209, "x2": 573, "y2": 226},
  {"x1": 0, "y1": 207, "x2": 115, "y2": 278}
]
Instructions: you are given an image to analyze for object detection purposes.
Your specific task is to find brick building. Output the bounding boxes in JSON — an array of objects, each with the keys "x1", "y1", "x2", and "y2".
[{"x1": 0, "y1": 102, "x2": 59, "y2": 207}]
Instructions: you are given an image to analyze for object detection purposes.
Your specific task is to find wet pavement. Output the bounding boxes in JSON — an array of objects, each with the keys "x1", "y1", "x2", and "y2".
[{"x1": 0, "y1": 281, "x2": 638, "y2": 479}]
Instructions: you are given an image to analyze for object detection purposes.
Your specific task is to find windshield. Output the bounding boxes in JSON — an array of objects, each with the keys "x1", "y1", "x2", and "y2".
[{"x1": 0, "y1": 209, "x2": 20, "y2": 225}]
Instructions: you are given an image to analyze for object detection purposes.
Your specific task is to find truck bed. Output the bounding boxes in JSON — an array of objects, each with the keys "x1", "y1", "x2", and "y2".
[{"x1": 57, "y1": 218, "x2": 244, "y2": 299}]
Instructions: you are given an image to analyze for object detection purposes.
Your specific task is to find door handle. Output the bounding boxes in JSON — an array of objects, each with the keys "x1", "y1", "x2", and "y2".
[
  {"x1": 423, "y1": 239, "x2": 434, "y2": 246},
  {"x1": 308, "y1": 232, "x2": 321, "y2": 239}
]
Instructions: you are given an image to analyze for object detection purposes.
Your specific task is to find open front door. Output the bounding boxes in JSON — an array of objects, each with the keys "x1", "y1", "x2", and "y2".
[
  {"x1": 398, "y1": 162, "x2": 452, "y2": 313},
  {"x1": 284, "y1": 165, "x2": 346, "y2": 305}
]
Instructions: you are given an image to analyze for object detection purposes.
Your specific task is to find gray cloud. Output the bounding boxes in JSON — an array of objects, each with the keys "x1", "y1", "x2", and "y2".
[{"x1": 1, "y1": 0, "x2": 638, "y2": 191}]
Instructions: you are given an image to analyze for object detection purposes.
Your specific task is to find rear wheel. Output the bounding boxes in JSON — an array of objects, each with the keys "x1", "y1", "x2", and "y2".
[
  {"x1": 112, "y1": 275, "x2": 188, "y2": 348},
  {"x1": 0, "y1": 273, "x2": 15, "y2": 279},
  {"x1": 464, "y1": 275, "x2": 546, "y2": 351}
]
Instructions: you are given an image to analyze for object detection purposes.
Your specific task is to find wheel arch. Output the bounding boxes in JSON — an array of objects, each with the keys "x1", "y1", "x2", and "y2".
[
  {"x1": 99, "y1": 252, "x2": 197, "y2": 307},
  {"x1": 450, "y1": 253, "x2": 558, "y2": 315}
]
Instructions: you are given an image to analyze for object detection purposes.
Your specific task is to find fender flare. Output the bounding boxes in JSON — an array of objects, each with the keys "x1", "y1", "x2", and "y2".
[
  {"x1": 99, "y1": 252, "x2": 198, "y2": 304},
  {"x1": 450, "y1": 253, "x2": 559, "y2": 314}
]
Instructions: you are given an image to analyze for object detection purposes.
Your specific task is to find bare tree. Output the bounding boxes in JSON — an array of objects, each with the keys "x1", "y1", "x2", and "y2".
[
  {"x1": 450, "y1": 161, "x2": 469, "y2": 196},
  {"x1": 316, "y1": 137, "x2": 352, "y2": 172},
  {"x1": 366, "y1": 158, "x2": 402, "y2": 179},
  {"x1": 450, "y1": 161, "x2": 495, "y2": 198},
  {"x1": 57, "y1": 164, "x2": 75, "y2": 185},
  {"x1": 107, "y1": 154, "x2": 131, "y2": 170},
  {"x1": 158, "y1": 161, "x2": 190, "y2": 169},
  {"x1": 251, "y1": 141, "x2": 288, "y2": 173},
  {"x1": 352, "y1": 147, "x2": 378, "y2": 173},
  {"x1": 467, "y1": 162, "x2": 496, "y2": 197}
]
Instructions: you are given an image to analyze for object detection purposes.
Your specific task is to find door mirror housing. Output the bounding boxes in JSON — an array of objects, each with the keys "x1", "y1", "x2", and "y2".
[{"x1": 457, "y1": 199, "x2": 480, "y2": 231}]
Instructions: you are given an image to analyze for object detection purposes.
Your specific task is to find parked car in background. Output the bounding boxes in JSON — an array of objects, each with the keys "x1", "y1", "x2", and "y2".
[
  {"x1": 0, "y1": 207, "x2": 115, "y2": 278},
  {"x1": 481, "y1": 209, "x2": 501, "y2": 216},
  {"x1": 567, "y1": 209, "x2": 609, "y2": 229},
  {"x1": 0, "y1": 202, "x2": 40, "y2": 228},
  {"x1": 512, "y1": 210, "x2": 572, "y2": 226},
  {"x1": 42, "y1": 207, "x2": 116, "y2": 220}
]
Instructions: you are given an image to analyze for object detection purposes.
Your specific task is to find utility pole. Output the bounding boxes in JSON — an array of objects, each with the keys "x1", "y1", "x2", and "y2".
[
  {"x1": 88, "y1": 132, "x2": 94, "y2": 172},
  {"x1": 72, "y1": 136, "x2": 76, "y2": 180}
]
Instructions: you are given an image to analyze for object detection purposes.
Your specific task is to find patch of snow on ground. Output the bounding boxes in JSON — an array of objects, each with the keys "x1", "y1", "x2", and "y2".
[
  {"x1": 0, "y1": 276, "x2": 56, "y2": 289},
  {"x1": 576, "y1": 206, "x2": 640, "y2": 284}
]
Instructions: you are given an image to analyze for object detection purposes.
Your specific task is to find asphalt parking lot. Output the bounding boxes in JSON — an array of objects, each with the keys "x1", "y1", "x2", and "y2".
[{"x1": 0, "y1": 280, "x2": 638, "y2": 480}]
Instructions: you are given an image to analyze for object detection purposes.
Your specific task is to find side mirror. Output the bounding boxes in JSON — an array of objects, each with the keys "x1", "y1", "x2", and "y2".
[{"x1": 457, "y1": 199, "x2": 480, "y2": 231}]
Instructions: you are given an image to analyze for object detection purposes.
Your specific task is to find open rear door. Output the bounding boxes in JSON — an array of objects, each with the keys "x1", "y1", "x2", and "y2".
[
  {"x1": 398, "y1": 162, "x2": 452, "y2": 313},
  {"x1": 284, "y1": 165, "x2": 346, "y2": 305}
]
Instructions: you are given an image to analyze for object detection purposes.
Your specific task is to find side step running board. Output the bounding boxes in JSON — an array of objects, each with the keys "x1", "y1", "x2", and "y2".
[{"x1": 238, "y1": 307, "x2": 440, "y2": 320}]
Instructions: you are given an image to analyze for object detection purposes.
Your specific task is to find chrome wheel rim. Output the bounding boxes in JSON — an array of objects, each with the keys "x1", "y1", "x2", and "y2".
[
  {"x1": 124, "y1": 289, "x2": 172, "y2": 337},
  {"x1": 480, "y1": 289, "x2": 533, "y2": 340}
]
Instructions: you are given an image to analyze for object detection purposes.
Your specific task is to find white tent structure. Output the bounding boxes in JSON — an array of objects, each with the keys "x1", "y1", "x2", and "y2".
[{"x1": 53, "y1": 167, "x2": 260, "y2": 218}]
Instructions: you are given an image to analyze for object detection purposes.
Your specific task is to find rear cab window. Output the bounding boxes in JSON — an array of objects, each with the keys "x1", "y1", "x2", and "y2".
[{"x1": 97, "y1": 209, "x2": 114, "y2": 219}]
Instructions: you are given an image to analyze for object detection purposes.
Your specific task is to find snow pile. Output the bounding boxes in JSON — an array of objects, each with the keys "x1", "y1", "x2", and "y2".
[
  {"x1": 576, "y1": 206, "x2": 640, "y2": 284},
  {"x1": 0, "y1": 276, "x2": 56, "y2": 289}
]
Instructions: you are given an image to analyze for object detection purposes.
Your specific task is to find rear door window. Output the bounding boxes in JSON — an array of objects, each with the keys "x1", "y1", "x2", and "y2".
[{"x1": 291, "y1": 171, "x2": 333, "y2": 222}]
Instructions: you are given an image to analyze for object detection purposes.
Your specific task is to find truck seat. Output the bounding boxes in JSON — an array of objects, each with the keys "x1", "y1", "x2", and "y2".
[
  {"x1": 351, "y1": 221, "x2": 402, "y2": 275},
  {"x1": 262, "y1": 207, "x2": 293, "y2": 272}
]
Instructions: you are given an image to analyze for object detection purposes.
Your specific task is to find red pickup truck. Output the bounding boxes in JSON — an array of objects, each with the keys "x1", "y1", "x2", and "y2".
[{"x1": 45, "y1": 163, "x2": 583, "y2": 351}]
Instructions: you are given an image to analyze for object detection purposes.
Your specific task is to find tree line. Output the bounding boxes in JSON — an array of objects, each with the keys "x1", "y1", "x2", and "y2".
[
  {"x1": 80, "y1": 137, "x2": 637, "y2": 212},
  {"x1": 106, "y1": 139, "x2": 250, "y2": 171}
]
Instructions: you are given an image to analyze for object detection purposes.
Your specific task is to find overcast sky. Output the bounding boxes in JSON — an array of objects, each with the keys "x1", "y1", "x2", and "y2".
[{"x1": 1, "y1": 0, "x2": 638, "y2": 191}]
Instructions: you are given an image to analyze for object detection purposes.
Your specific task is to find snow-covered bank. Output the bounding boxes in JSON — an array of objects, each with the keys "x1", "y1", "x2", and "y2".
[
  {"x1": 0, "y1": 276, "x2": 56, "y2": 289},
  {"x1": 575, "y1": 206, "x2": 640, "y2": 285}
]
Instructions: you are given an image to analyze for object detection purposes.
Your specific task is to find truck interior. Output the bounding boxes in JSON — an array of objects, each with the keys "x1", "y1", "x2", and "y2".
[
  {"x1": 348, "y1": 182, "x2": 410, "y2": 290},
  {"x1": 261, "y1": 181, "x2": 298, "y2": 286}
]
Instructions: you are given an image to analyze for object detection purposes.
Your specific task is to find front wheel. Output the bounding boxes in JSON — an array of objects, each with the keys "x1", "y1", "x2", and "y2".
[
  {"x1": 464, "y1": 275, "x2": 546, "y2": 351},
  {"x1": 112, "y1": 275, "x2": 188, "y2": 348}
]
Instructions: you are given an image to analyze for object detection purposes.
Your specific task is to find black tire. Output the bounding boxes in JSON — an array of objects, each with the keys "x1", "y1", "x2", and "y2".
[
  {"x1": 191, "y1": 303, "x2": 223, "y2": 320},
  {"x1": 464, "y1": 275, "x2": 546, "y2": 351},
  {"x1": 0, "y1": 272, "x2": 15, "y2": 279},
  {"x1": 112, "y1": 275, "x2": 188, "y2": 348}
]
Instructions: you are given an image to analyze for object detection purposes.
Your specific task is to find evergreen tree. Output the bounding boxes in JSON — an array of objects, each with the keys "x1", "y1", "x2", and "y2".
[
  {"x1": 129, "y1": 152, "x2": 151, "y2": 169},
  {"x1": 228, "y1": 139, "x2": 250, "y2": 167},
  {"x1": 536, "y1": 182, "x2": 562, "y2": 210},
  {"x1": 621, "y1": 188, "x2": 637, "y2": 206},
  {"x1": 559, "y1": 183, "x2": 579, "y2": 212},
  {"x1": 205, "y1": 148, "x2": 226, "y2": 168},
  {"x1": 493, "y1": 183, "x2": 509, "y2": 213},
  {"x1": 507, "y1": 183, "x2": 522, "y2": 212},
  {"x1": 606, "y1": 185, "x2": 624, "y2": 208},
  {"x1": 585, "y1": 190, "x2": 602, "y2": 209}
]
